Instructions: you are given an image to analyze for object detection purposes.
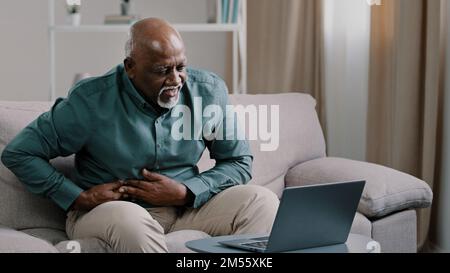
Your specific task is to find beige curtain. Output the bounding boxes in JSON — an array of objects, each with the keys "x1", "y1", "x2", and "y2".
[
  {"x1": 247, "y1": 0, "x2": 325, "y2": 124},
  {"x1": 367, "y1": 0, "x2": 447, "y2": 250}
]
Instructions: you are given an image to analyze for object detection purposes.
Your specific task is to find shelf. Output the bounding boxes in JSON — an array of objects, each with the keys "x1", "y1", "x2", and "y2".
[
  {"x1": 48, "y1": 0, "x2": 247, "y2": 99},
  {"x1": 50, "y1": 23, "x2": 241, "y2": 33}
]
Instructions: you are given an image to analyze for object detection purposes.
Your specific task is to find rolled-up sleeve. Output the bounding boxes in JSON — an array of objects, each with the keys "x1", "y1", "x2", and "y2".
[{"x1": 1, "y1": 91, "x2": 93, "y2": 210}]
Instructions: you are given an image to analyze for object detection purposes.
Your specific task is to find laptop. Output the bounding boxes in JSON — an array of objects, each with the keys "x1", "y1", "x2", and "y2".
[{"x1": 219, "y1": 180, "x2": 366, "y2": 253}]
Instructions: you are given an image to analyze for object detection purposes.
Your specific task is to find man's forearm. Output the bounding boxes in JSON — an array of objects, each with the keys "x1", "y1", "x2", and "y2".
[
  {"x1": 182, "y1": 155, "x2": 253, "y2": 208},
  {"x1": 1, "y1": 130, "x2": 84, "y2": 211}
]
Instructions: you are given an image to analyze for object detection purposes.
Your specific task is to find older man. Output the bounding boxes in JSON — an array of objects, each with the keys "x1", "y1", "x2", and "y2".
[{"x1": 1, "y1": 18, "x2": 279, "y2": 253}]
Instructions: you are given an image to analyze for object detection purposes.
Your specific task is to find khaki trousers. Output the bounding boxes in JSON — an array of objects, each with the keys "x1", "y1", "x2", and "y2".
[{"x1": 66, "y1": 185, "x2": 279, "y2": 253}]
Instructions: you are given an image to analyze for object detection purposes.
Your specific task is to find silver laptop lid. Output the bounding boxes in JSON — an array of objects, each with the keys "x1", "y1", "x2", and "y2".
[{"x1": 266, "y1": 180, "x2": 365, "y2": 252}]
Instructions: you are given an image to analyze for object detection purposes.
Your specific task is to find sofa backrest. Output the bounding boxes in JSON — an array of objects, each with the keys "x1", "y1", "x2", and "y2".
[
  {"x1": 0, "y1": 93, "x2": 326, "y2": 230},
  {"x1": 197, "y1": 93, "x2": 327, "y2": 196}
]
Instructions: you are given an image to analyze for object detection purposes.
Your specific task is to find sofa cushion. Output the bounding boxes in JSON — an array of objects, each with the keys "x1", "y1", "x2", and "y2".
[
  {"x1": 55, "y1": 229, "x2": 211, "y2": 253},
  {"x1": 350, "y1": 212, "x2": 372, "y2": 238},
  {"x1": 371, "y1": 210, "x2": 417, "y2": 253},
  {"x1": 0, "y1": 226, "x2": 58, "y2": 253},
  {"x1": 0, "y1": 101, "x2": 68, "y2": 230},
  {"x1": 166, "y1": 230, "x2": 211, "y2": 253},
  {"x1": 21, "y1": 228, "x2": 69, "y2": 245},
  {"x1": 55, "y1": 238, "x2": 113, "y2": 253},
  {"x1": 285, "y1": 157, "x2": 433, "y2": 218},
  {"x1": 197, "y1": 93, "x2": 326, "y2": 195}
]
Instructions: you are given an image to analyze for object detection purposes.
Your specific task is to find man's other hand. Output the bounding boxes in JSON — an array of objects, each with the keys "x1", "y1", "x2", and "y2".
[
  {"x1": 71, "y1": 181, "x2": 124, "y2": 211},
  {"x1": 119, "y1": 169, "x2": 190, "y2": 206}
]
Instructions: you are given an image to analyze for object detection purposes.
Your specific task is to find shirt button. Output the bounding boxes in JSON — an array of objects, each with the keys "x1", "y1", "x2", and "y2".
[
  {"x1": 157, "y1": 144, "x2": 161, "y2": 149},
  {"x1": 155, "y1": 120, "x2": 159, "y2": 124}
]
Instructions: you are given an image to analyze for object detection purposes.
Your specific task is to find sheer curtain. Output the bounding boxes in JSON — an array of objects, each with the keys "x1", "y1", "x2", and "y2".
[
  {"x1": 322, "y1": 0, "x2": 371, "y2": 161},
  {"x1": 247, "y1": 0, "x2": 449, "y2": 251},
  {"x1": 247, "y1": 0, "x2": 371, "y2": 161},
  {"x1": 247, "y1": 0, "x2": 325, "y2": 124},
  {"x1": 367, "y1": 0, "x2": 447, "y2": 250},
  {"x1": 435, "y1": 1, "x2": 450, "y2": 251}
]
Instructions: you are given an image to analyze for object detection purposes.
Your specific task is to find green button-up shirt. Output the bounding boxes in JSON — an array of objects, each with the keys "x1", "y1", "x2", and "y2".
[{"x1": 1, "y1": 64, "x2": 253, "y2": 211}]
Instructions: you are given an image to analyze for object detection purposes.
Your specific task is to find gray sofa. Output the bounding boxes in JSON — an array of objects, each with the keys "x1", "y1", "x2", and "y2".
[{"x1": 0, "y1": 93, "x2": 433, "y2": 253}]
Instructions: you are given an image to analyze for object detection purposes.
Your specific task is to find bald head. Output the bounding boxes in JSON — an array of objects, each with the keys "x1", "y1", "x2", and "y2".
[
  {"x1": 125, "y1": 18, "x2": 184, "y2": 58},
  {"x1": 124, "y1": 18, "x2": 188, "y2": 110}
]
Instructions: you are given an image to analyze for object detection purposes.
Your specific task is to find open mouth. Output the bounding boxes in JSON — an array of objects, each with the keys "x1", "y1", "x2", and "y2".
[
  {"x1": 159, "y1": 85, "x2": 181, "y2": 99},
  {"x1": 162, "y1": 88, "x2": 179, "y2": 97}
]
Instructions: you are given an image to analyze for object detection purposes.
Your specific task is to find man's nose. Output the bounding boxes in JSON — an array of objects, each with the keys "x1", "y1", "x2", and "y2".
[{"x1": 166, "y1": 68, "x2": 182, "y2": 86}]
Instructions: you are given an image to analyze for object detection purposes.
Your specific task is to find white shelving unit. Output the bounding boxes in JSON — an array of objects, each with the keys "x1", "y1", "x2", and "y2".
[{"x1": 48, "y1": 0, "x2": 247, "y2": 101}]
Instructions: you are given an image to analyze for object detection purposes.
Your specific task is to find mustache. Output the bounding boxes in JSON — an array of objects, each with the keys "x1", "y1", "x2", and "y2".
[{"x1": 159, "y1": 84, "x2": 183, "y2": 94}]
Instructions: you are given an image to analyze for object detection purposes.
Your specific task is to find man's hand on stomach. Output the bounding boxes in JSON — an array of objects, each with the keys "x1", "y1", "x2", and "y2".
[
  {"x1": 119, "y1": 169, "x2": 193, "y2": 207},
  {"x1": 71, "y1": 181, "x2": 125, "y2": 211}
]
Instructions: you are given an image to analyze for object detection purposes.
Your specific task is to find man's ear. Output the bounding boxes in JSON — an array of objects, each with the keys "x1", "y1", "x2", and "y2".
[{"x1": 124, "y1": 57, "x2": 135, "y2": 79}]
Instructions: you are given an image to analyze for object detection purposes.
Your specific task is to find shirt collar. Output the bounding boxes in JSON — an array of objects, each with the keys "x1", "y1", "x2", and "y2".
[{"x1": 119, "y1": 64, "x2": 161, "y2": 114}]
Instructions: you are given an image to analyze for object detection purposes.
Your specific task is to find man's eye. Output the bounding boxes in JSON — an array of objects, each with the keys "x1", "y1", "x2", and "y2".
[
  {"x1": 155, "y1": 69, "x2": 167, "y2": 75},
  {"x1": 177, "y1": 66, "x2": 186, "y2": 72}
]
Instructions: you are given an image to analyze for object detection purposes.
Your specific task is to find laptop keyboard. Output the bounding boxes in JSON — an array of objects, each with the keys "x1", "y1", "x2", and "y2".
[{"x1": 241, "y1": 240, "x2": 269, "y2": 249}]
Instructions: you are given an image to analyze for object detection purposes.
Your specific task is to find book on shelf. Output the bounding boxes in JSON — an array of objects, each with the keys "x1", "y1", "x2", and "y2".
[
  {"x1": 104, "y1": 14, "x2": 140, "y2": 25},
  {"x1": 222, "y1": 0, "x2": 229, "y2": 23},
  {"x1": 227, "y1": 0, "x2": 234, "y2": 24},
  {"x1": 211, "y1": 0, "x2": 240, "y2": 24},
  {"x1": 232, "y1": 0, "x2": 239, "y2": 24}
]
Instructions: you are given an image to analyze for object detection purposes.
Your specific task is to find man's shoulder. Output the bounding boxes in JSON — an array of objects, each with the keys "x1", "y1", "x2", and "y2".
[
  {"x1": 187, "y1": 68, "x2": 224, "y2": 86},
  {"x1": 186, "y1": 68, "x2": 229, "y2": 103},
  {"x1": 68, "y1": 65, "x2": 122, "y2": 99}
]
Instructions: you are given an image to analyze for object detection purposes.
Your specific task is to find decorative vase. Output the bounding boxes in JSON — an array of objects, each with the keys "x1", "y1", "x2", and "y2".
[
  {"x1": 121, "y1": 0, "x2": 131, "y2": 16},
  {"x1": 67, "y1": 13, "x2": 81, "y2": 26},
  {"x1": 65, "y1": 0, "x2": 81, "y2": 26}
]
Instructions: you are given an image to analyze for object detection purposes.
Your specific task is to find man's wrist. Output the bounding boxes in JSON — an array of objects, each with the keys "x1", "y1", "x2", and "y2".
[
  {"x1": 178, "y1": 184, "x2": 194, "y2": 206},
  {"x1": 72, "y1": 191, "x2": 88, "y2": 211}
]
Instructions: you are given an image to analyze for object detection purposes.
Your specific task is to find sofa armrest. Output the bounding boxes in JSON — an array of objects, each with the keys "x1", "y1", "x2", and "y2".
[
  {"x1": 285, "y1": 157, "x2": 433, "y2": 218},
  {"x1": 0, "y1": 226, "x2": 59, "y2": 253}
]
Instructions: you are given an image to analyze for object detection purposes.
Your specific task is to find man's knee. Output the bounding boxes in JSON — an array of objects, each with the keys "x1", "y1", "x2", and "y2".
[
  {"x1": 95, "y1": 201, "x2": 167, "y2": 252},
  {"x1": 227, "y1": 185, "x2": 279, "y2": 234},
  {"x1": 231, "y1": 185, "x2": 279, "y2": 208},
  {"x1": 102, "y1": 201, "x2": 153, "y2": 223},
  {"x1": 246, "y1": 185, "x2": 278, "y2": 213}
]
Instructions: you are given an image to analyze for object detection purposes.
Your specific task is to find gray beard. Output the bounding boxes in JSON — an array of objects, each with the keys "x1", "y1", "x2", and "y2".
[{"x1": 157, "y1": 86, "x2": 181, "y2": 109}]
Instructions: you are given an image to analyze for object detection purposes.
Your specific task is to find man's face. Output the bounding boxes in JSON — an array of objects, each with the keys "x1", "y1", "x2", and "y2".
[{"x1": 125, "y1": 35, "x2": 187, "y2": 109}]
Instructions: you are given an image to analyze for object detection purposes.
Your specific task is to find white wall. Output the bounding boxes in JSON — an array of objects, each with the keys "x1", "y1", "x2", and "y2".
[
  {"x1": 0, "y1": 0, "x2": 231, "y2": 101},
  {"x1": 435, "y1": 0, "x2": 450, "y2": 252},
  {"x1": 323, "y1": 0, "x2": 371, "y2": 161},
  {"x1": 0, "y1": 1, "x2": 49, "y2": 101}
]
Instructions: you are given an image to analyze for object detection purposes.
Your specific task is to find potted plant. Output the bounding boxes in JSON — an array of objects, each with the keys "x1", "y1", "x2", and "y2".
[
  {"x1": 121, "y1": 0, "x2": 131, "y2": 16},
  {"x1": 66, "y1": 0, "x2": 81, "y2": 26}
]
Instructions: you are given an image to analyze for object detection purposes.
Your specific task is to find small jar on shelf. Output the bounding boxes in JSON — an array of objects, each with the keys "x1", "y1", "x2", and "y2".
[{"x1": 65, "y1": 0, "x2": 81, "y2": 26}]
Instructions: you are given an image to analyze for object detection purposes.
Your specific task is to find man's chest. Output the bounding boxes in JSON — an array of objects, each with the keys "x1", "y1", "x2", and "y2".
[{"x1": 83, "y1": 112, "x2": 206, "y2": 171}]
